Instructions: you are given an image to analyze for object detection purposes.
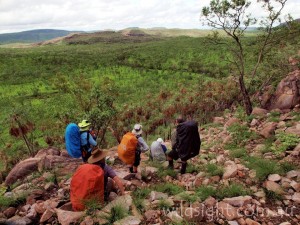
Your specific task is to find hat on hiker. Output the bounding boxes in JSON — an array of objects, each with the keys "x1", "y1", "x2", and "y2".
[
  {"x1": 157, "y1": 138, "x2": 164, "y2": 144},
  {"x1": 88, "y1": 149, "x2": 108, "y2": 164},
  {"x1": 132, "y1": 124, "x2": 143, "y2": 135},
  {"x1": 78, "y1": 120, "x2": 91, "y2": 131}
]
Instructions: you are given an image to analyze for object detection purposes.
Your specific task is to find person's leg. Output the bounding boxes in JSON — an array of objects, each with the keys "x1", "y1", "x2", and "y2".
[
  {"x1": 167, "y1": 149, "x2": 179, "y2": 169},
  {"x1": 133, "y1": 150, "x2": 141, "y2": 173},
  {"x1": 180, "y1": 161, "x2": 187, "y2": 174}
]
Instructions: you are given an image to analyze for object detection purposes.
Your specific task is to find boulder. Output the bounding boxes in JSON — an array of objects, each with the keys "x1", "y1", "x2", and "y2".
[
  {"x1": 264, "y1": 70, "x2": 300, "y2": 110},
  {"x1": 259, "y1": 122, "x2": 277, "y2": 138},
  {"x1": 251, "y1": 107, "x2": 268, "y2": 116},
  {"x1": 267, "y1": 174, "x2": 281, "y2": 182},
  {"x1": 150, "y1": 191, "x2": 168, "y2": 201},
  {"x1": 292, "y1": 192, "x2": 300, "y2": 203},
  {"x1": 225, "y1": 118, "x2": 240, "y2": 128},
  {"x1": 217, "y1": 202, "x2": 239, "y2": 220},
  {"x1": 263, "y1": 181, "x2": 285, "y2": 194},
  {"x1": 167, "y1": 211, "x2": 183, "y2": 223},
  {"x1": 5, "y1": 158, "x2": 40, "y2": 186},
  {"x1": 245, "y1": 218, "x2": 261, "y2": 225},
  {"x1": 6, "y1": 215, "x2": 32, "y2": 225},
  {"x1": 223, "y1": 161, "x2": 238, "y2": 179},
  {"x1": 223, "y1": 196, "x2": 252, "y2": 207},
  {"x1": 40, "y1": 209, "x2": 55, "y2": 223},
  {"x1": 113, "y1": 216, "x2": 141, "y2": 225},
  {"x1": 3, "y1": 207, "x2": 17, "y2": 219},
  {"x1": 34, "y1": 147, "x2": 61, "y2": 158},
  {"x1": 55, "y1": 209, "x2": 85, "y2": 225},
  {"x1": 182, "y1": 203, "x2": 206, "y2": 222}
]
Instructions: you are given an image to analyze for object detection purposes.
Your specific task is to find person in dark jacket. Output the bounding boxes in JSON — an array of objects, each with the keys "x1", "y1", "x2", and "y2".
[
  {"x1": 167, "y1": 116, "x2": 201, "y2": 174},
  {"x1": 167, "y1": 116, "x2": 187, "y2": 174}
]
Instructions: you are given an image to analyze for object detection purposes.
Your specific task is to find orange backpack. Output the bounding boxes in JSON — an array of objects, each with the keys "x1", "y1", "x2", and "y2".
[
  {"x1": 117, "y1": 132, "x2": 138, "y2": 165},
  {"x1": 70, "y1": 164, "x2": 104, "y2": 211}
]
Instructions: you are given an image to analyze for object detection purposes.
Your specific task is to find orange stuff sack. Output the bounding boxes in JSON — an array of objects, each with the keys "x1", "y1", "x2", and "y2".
[
  {"x1": 117, "y1": 132, "x2": 138, "y2": 165},
  {"x1": 70, "y1": 164, "x2": 104, "y2": 211}
]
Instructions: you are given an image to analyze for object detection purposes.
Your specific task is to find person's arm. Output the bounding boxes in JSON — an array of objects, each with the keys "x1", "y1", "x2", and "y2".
[
  {"x1": 137, "y1": 137, "x2": 149, "y2": 152},
  {"x1": 88, "y1": 133, "x2": 97, "y2": 146},
  {"x1": 113, "y1": 176, "x2": 125, "y2": 195}
]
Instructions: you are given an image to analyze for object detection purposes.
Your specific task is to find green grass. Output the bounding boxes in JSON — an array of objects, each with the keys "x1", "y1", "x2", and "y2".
[
  {"x1": 104, "y1": 204, "x2": 129, "y2": 225},
  {"x1": 132, "y1": 187, "x2": 151, "y2": 213},
  {"x1": 0, "y1": 193, "x2": 27, "y2": 209},
  {"x1": 216, "y1": 183, "x2": 252, "y2": 199},
  {"x1": 157, "y1": 199, "x2": 172, "y2": 210},
  {"x1": 227, "y1": 123, "x2": 258, "y2": 147},
  {"x1": 178, "y1": 192, "x2": 199, "y2": 203},
  {"x1": 244, "y1": 156, "x2": 282, "y2": 181},
  {"x1": 205, "y1": 163, "x2": 224, "y2": 177},
  {"x1": 195, "y1": 183, "x2": 251, "y2": 201},
  {"x1": 153, "y1": 183, "x2": 184, "y2": 196},
  {"x1": 195, "y1": 186, "x2": 217, "y2": 201},
  {"x1": 229, "y1": 148, "x2": 247, "y2": 158}
]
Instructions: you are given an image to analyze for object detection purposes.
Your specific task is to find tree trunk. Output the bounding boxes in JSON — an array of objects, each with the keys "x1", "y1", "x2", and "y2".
[{"x1": 239, "y1": 76, "x2": 253, "y2": 115}]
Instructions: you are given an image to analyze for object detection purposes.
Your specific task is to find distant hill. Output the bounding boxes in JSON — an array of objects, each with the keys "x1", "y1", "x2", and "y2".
[{"x1": 0, "y1": 29, "x2": 81, "y2": 44}]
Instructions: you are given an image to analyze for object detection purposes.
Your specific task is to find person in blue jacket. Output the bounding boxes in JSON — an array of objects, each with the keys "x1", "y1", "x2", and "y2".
[{"x1": 78, "y1": 120, "x2": 97, "y2": 162}]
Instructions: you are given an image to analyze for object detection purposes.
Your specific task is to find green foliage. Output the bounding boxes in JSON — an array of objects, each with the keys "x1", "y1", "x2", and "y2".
[
  {"x1": 216, "y1": 183, "x2": 252, "y2": 199},
  {"x1": 153, "y1": 183, "x2": 184, "y2": 195},
  {"x1": 271, "y1": 132, "x2": 299, "y2": 155},
  {"x1": 244, "y1": 156, "x2": 282, "y2": 181},
  {"x1": 0, "y1": 193, "x2": 27, "y2": 209},
  {"x1": 186, "y1": 164, "x2": 200, "y2": 174},
  {"x1": 264, "y1": 189, "x2": 283, "y2": 201},
  {"x1": 178, "y1": 192, "x2": 199, "y2": 203},
  {"x1": 132, "y1": 187, "x2": 151, "y2": 213},
  {"x1": 195, "y1": 183, "x2": 251, "y2": 200},
  {"x1": 227, "y1": 123, "x2": 257, "y2": 147},
  {"x1": 206, "y1": 163, "x2": 224, "y2": 177},
  {"x1": 195, "y1": 186, "x2": 217, "y2": 201},
  {"x1": 157, "y1": 168, "x2": 178, "y2": 179},
  {"x1": 157, "y1": 199, "x2": 172, "y2": 210},
  {"x1": 84, "y1": 198, "x2": 104, "y2": 215},
  {"x1": 267, "y1": 111, "x2": 281, "y2": 122},
  {"x1": 229, "y1": 148, "x2": 247, "y2": 159},
  {"x1": 104, "y1": 204, "x2": 129, "y2": 225}
]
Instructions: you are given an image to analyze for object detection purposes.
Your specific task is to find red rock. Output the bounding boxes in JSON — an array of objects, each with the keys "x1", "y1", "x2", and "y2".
[
  {"x1": 40, "y1": 209, "x2": 55, "y2": 223},
  {"x1": 217, "y1": 202, "x2": 240, "y2": 220},
  {"x1": 3, "y1": 207, "x2": 16, "y2": 218}
]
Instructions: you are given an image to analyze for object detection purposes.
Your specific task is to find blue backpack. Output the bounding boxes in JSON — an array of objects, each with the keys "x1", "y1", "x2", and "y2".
[{"x1": 65, "y1": 123, "x2": 82, "y2": 158}]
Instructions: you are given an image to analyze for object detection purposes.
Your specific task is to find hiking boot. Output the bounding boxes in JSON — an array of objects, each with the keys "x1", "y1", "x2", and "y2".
[
  {"x1": 168, "y1": 160, "x2": 174, "y2": 169},
  {"x1": 180, "y1": 162, "x2": 187, "y2": 174},
  {"x1": 129, "y1": 167, "x2": 134, "y2": 173}
]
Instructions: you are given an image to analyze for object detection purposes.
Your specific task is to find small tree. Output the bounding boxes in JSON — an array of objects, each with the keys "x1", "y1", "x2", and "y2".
[{"x1": 201, "y1": 0, "x2": 288, "y2": 115}]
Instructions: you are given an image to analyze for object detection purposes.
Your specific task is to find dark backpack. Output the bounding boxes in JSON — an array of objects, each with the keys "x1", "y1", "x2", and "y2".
[{"x1": 175, "y1": 120, "x2": 201, "y2": 161}]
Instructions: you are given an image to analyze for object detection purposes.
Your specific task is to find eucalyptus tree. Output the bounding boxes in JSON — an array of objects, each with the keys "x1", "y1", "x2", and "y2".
[{"x1": 201, "y1": 0, "x2": 288, "y2": 115}]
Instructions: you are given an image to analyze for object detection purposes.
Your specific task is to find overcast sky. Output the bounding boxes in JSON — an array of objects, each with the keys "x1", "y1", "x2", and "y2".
[{"x1": 0, "y1": 0, "x2": 299, "y2": 34}]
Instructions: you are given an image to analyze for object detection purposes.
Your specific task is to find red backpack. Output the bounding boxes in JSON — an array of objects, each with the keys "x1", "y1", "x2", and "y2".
[{"x1": 70, "y1": 164, "x2": 104, "y2": 211}]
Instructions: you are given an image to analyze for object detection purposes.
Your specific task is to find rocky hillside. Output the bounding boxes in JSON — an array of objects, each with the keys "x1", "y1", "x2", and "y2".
[{"x1": 0, "y1": 72, "x2": 299, "y2": 225}]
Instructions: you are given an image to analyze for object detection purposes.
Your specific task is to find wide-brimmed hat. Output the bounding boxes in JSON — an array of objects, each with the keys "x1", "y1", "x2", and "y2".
[
  {"x1": 157, "y1": 138, "x2": 164, "y2": 144},
  {"x1": 88, "y1": 149, "x2": 108, "y2": 164},
  {"x1": 78, "y1": 120, "x2": 91, "y2": 131},
  {"x1": 132, "y1": 124, "x2": 142, "y2": 135}
]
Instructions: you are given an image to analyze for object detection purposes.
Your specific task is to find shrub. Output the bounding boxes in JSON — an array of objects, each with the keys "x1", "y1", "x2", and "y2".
[
  {"x1": 153, "y1": 183, "x2": 184, "y2": 195},
  {"x1": 157, "y1": 199, "x2": 172, "y2": 210},
  {"x1": 271, "y1": 132, "x2": 299, "y2": 155},
  {"x1": 227, "y1": 123, "x2": 257, "y2": 146},
  {"x1": 216, "y1": 183, "x2": 252, "y2": 199},
  {"x1": 229, "y1": 148, "x2": 247, "y2": 159},
  {"x1": 206, "y1": 163, "x2": 224, "y2": 177},
  {"x1": 195, "y1": 186, "x2": 217, "y2": 201},
  {"x1": 178, "y1": 192, "x2": 199, "y2": 203},
  {"x1": 132, "y1": 187, "x2": 151, "y2": 213},
  {"x1": 245, "y1": 156, "x2": 281, "y2": 181},
  {"x1": 0, "y1": 193, "x2": 27, "y2": 209},
  {"x1": 104, "y1": 204, "x2": 129, "y2": 224}
]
